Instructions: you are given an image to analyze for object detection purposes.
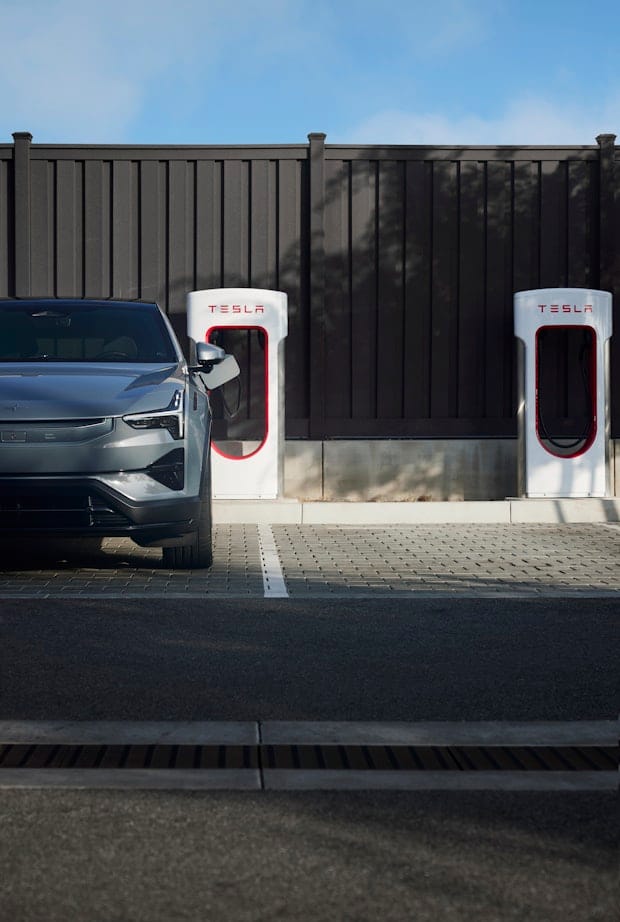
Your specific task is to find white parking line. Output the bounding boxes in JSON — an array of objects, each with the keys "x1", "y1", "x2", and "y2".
[{"x1": 257, "y1": 524, "x2": 288, "y2": 598}]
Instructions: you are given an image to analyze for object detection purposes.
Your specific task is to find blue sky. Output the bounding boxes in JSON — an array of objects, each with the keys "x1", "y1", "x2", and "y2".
[{"x1": 1, "y1": 0, "x2": 618, "y2": 145}]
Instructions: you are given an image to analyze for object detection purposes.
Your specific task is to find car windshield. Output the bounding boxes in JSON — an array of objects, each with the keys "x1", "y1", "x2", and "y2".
[{"x1": 0, "y1": 301, "x2": 178, "y2": 363}]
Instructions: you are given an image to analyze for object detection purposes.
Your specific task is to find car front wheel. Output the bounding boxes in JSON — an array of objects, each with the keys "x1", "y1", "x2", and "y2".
[
  {"x1": 162, "y1": 452, "x2": 213, "y2": 570},
  {"x1": 162, "y1": 496, "x2": 213, "y2": 570}
]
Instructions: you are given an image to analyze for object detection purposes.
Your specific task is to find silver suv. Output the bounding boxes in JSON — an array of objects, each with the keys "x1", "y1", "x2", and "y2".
[{"x1": 0, "y1": 298, "x2": 238, "y2": 568}]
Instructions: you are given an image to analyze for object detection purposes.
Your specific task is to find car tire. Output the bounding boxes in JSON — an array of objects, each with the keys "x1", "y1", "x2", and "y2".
[
  {"x1": 162, "y1": 502, "x2": 213, "y2": 570},
  {"x1": 162, "y1": 457, "x2": 213, "y2": 570}
]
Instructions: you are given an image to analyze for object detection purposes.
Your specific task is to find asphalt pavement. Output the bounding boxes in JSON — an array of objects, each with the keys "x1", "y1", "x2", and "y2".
[
  {"x1": 1, "y1": 790, "x2": 616, "y2": 922},
  {"x1": 0, "y1": 597, "x2": 617, "y2": 722}
]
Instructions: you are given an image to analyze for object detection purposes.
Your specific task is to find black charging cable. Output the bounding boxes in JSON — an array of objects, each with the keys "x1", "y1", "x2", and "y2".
[{"x1": 537, "y1": 331, "x2": 594, "y2": 451}]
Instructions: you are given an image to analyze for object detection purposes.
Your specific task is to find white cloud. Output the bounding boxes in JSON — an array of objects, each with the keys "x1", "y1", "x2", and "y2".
[
  {"x1": 0, "y1": 0, "x2": 307, "y2": 141},
  {"x1": 0, "y1": 0, "x2": 185, "y2": 140},
  {"x1": 1, "y1": 0, "x2": 615, "y2": 147},
  {"x1": 347, "y1": 96, "x2": 620, "y2": 146}
]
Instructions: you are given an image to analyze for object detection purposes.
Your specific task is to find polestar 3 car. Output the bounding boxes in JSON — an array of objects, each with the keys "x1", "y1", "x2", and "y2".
[{"x1": 0, "y1": 298, "x2": 238, "y2": 568}]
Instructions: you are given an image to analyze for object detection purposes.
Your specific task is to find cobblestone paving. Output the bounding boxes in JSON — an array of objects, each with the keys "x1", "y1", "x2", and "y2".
[
  {"x1": 273, "y1": 524, "x2": 620, "y2": 597},
  {"x1": 0, "y1": 526, "x2": 263, "y2": 598},
  {"x1": 0, "y1": 524, "x2": 617, "y2": 598}
]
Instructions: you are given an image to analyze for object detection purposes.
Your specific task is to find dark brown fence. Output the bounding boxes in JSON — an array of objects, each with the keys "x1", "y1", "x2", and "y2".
[{"x1": 0, "y1": 131, "x2": 618, "y2": 438}]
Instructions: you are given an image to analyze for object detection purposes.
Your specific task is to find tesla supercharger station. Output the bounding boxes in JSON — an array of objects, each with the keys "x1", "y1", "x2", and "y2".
[
  {"x1": 187, "y1": 288, "x2": 288, "y2": 499},
  {"x1": 514, "y1": 287, "x2": 613, "y2": 498}
]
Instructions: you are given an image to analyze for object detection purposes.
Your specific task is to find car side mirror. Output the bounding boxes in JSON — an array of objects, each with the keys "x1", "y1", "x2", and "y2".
[
  {"x1": 195, "y1": 341, "x2": 225, "y2": 368},
  {"x1": 193, "y1": 341, "x2": 240, "y2": 389}
]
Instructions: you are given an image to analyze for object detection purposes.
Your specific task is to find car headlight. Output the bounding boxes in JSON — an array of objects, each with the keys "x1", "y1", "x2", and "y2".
[{"x1": 123, "y1": 388, "x2": 185, "y2": 440}]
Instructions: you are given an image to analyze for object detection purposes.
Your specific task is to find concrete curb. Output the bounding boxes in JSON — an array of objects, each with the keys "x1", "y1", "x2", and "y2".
[
  {"x1": 3, "y1": 719, "x2": 613, "y2": 747},
  {"x1": 213, "y1": 498, "x2": 620, "y2": 525}
]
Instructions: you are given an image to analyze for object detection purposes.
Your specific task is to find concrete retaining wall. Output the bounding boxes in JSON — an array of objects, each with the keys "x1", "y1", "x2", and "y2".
[{"x1": 284, "y1": 440, "x2": 619, "y2": 502}]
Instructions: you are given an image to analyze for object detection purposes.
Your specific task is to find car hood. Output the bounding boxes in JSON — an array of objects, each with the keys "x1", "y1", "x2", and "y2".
[{"x1": 0, "y1": 363, "x2": 185, "y2": 420}]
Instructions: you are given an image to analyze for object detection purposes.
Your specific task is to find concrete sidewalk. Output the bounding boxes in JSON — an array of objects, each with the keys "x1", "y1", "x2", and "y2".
[{"x1": 213, "y1": 497, "x2": 620, "y2": 525}]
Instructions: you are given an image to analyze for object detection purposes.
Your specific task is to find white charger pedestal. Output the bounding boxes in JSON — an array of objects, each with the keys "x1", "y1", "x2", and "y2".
[
  {"x1": 187, "y1": 287, "x2": 288, "y2": 499},
  {"x1": 514, "y1": 287, "x2": 612, "y2": 498}
]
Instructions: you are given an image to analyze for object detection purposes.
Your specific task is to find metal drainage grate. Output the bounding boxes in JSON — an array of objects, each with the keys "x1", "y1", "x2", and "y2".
[{"x1": 0, "y1": 744, "x2": 617, "y2": 772}]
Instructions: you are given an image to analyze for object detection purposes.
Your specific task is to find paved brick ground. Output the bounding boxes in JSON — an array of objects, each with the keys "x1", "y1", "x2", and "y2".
[
  {"x1": 275, "y1": 524, "x2": 620, "y2": 597},
  {"x1": 0, "y1": 524, "x2": 617, "y2": 598}
]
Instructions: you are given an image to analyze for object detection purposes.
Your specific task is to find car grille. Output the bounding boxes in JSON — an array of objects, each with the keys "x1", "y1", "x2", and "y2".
[
  {"x1": 0, "y1": 491, "x2": 131, "y2": 529},
  {"x1": 0, "y1": 419, "x2": 111, "y2": 443}
]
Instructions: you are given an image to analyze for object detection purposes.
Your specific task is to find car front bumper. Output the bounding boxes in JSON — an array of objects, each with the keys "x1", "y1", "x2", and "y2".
[{"x1": 0, "y1": 476, "x2": 202, "y2": 546}]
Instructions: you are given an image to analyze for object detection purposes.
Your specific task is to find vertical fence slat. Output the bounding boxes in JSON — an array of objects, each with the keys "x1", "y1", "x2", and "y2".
[
  {"x1": 84, "y1": 160, "x2": 107, "y2": 297},
  {"x1": 513, "y1": 160, "x2": 540, "y2": 294},
  {"x1": 376, "y1": 160, "x2": 405, "y2": 420},
  {"x1": 540, "y1": 160, "x2": 567, "y2": 288},
  {"x1": 324, "y1": 159, "x2": 351, "y2": 421},
  {"x1": 404, "y1": 160, "x2": 432, "y2": 420},
  {"x1": 351, "y1": 159, "x2": 378, "y2": 420},
  {"x1": 597, "y1": 134, "x2": 618, "y2": 435},
  {"x1": 250, "y1": 160, "x2": 277, "y2": 291},
  {"x1": 566, "y1": 159, "x2": 590, "y2": 288},
  {"x1": 597, "y1": 134, "x2": 617, "y2": 293},
  {"x1": 12, "y1": 132, "x2": 32, "y2": 296},
  {"x1": 430, "y1": 160, "x2": 459, "y2": 419},
  {"x1": 0, "y1": 158, "x2": 9, "y2": 296},
  {"x1": 56, "y1": 160, "x2": 82, "y2": 297},
  {"x1": 279, "y1": 158, "x2": 307, "y2": 432},
  {"x1": 30, "y1": 159, "x2": 54, "y2": 296},
  {"x1": 223, "y1": 160, "x2": 249, "y2": 287},
  {"x1": 457, "y1": 160, "x2": 486, "y2": 420},
  {"x1": 485, "y1": 161, "x2": 512, "y2": 419},
  {"x1": 196, "y1": 160, "x2": 222, "y2": 291},
  {"x1": 168, "y1": 159, "x2": 194, "y2": 323},
  {"x1": 308, "y1": 133, "x2": 327, "y2": 439},
  {"x1": 140, "y1": 160, "x2": 165, "y2": 306},
  {"x1": 112, "y1": 160, "x2": 139, "y2": 298}
]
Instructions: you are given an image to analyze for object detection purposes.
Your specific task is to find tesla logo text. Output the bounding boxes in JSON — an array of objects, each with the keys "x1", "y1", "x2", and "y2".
[
  {"x1": 538, "y1": 304, "x2": 593, "y2": 313},
  {"x1": 207, "y1": 304, "x2": 265, "y2": 314}
]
